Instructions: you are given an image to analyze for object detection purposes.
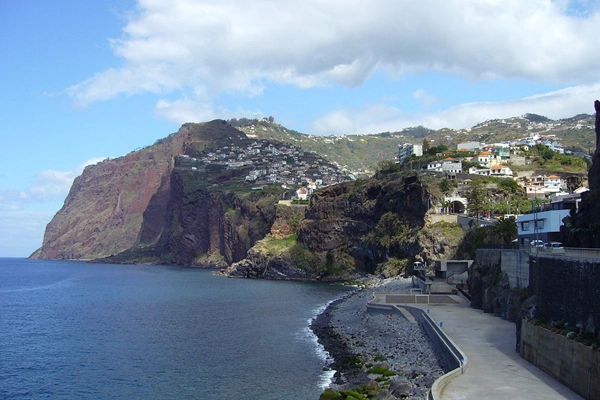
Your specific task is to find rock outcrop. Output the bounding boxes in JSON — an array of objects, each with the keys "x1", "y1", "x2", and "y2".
[
  {"x1": 296, "y1": 171, "x2": 461, "y2": 274},
  {"x1": 562, "y1": 101, "x2": 600, "y2": 247}
]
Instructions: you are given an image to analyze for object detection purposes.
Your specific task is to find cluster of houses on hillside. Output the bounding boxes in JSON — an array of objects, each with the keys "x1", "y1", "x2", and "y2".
[
  {"x1": 176, "y1": 139, "x2": 349, "y2": 197},
  {"x1": 398, "y1": 135, "x2": 586, "y2": 198}
]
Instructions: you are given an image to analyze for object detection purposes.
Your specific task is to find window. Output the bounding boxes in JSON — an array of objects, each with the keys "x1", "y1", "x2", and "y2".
[
  {"x1": 521, "y1": 222, "x2": 530, "y2": 231},
  {"x1": 535, "y1": 220, "x2": 544, "y2": 229}
]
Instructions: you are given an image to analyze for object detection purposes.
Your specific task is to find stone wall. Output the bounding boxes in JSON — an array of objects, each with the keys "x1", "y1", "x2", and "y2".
[
  {"x1": 500, "y1": 250, "x2": 530, "y2": 288},
  {"x1": 475, "y1": 249, "x2": 529, "y2": 289},
  {"x1": 529, "y1": 255, "x2": 600, "y2": 330},
  {"x1": 520, "y1": 320, "x2": 599, "y2": 400}
]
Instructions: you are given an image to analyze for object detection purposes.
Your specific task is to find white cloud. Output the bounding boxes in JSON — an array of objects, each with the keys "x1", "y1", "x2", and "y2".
[
  {"x1": 0, "y1": 158, "x2": 106, "y2": 257},
  {"x1": 67, "y1": 0, "x2": 600, "y2": 109},
  {"x1": 413, "y1": 89, "x2": 439, "y2": 110},
  {"x1": 26, "y1": 158, "x2": 106, "y2": 202},
  {"x1": 310, "y1": 83, "x2": 600, "y2": 135},
  {"x1": 0, "y1": 207, "x2": 54, "y2": 257}
]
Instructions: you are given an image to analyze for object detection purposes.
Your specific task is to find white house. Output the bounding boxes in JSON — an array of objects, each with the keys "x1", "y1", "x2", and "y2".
[
  {"x1": 477, "y1": 151, "x2": 493, "y2": 167},
  {"x1": 427, "y1": 160, "x2": 442, "y2": 171},
  {"x1": 296, "y1": 188, "x2": 309, "y2": 200},
  {"x1": 441, "y1": 158, "x2": 462, "y2": 175},
  {"x1": 468, "y1": 166, "x2": 491, "y2": 176},
  {"x1": 490, "y1": 165, "x2": 513, "y2": 177},
  {"x1": 544, "y1": 175, "x2": 562, "y2": 194}
]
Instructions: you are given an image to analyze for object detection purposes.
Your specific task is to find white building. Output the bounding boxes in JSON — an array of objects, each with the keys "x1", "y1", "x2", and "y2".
[
  {"x1": 516, "y1": 209, "x2": 569, "y2": 245},
  {"x1": 441, "y1": 158, "x2": 462, "y2": 175},
  {"x1": 398, "y1": 143, "x2": 423, "y2": 163},
  {"x1": 544, "y1": 175, "x2": 562, "y2": 194},
  {"x1": 456, "y1": 141, "x2": 480, "y2": 152},
  {"x1": 490, "y1": 165, "x2": 513, "y2": 177},
  {"x1": 477, "y1": 151, "x2": 493, "y2": 167},
  {"x1": 427, "y1": 160, "x2": 442, "y2": 171}
]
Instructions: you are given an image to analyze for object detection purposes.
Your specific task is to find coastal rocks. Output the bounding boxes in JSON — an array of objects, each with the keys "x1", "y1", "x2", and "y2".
[
  {"x1": 312, "y1": 278, "x2": 448, "y2": 399},
  {"x1": 223, "y1": 248, "x2": 313, "y2": 279}
]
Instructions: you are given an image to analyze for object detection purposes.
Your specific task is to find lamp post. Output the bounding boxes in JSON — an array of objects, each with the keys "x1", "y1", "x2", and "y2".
[{"x1": 534, "y1": 187, "x2": 539, "y2": 246}]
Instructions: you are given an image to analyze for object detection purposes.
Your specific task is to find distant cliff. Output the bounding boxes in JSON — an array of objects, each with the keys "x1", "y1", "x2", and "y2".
[{"x1": 31, "y1": 120, "x2": 344, "y2": 265}]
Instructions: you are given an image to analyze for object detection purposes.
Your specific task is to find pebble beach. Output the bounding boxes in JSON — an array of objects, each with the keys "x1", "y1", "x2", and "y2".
[{"x1": 311, "y1": 277, "x2": 449, "y2": 399}]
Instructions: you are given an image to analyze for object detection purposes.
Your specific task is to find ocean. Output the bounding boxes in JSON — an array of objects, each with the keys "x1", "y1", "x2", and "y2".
[{"x1": 0, "y1": 258, "x2": 353, "y2": 399}]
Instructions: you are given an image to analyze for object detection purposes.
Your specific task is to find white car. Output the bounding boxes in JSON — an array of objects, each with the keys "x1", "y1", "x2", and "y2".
[{"x1": 530, "y1": 240, "x2": 544, "y2": 248}]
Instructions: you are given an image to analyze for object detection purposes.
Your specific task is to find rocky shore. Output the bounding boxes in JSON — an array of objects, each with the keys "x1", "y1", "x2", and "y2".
[{"x1": 311, "y1": 278, "x2": 449, "y2": 399}]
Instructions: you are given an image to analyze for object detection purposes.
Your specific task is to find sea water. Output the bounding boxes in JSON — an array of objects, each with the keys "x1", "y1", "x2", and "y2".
[{"x1": 0, "y1": 258, "x2": 353, "y2": 399}]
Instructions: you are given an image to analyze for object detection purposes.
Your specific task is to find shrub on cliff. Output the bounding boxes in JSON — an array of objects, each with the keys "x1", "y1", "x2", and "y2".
[{"x1": 289, "y1": 243, "x2": 321, "y2": 275}]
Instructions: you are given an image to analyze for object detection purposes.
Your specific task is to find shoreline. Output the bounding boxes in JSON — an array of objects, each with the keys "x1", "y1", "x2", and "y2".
[{"x1": 310, "y1": 277, "x2": 449, "y2": 399}]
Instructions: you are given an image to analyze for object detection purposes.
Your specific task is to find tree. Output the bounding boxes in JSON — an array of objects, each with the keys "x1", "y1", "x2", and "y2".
[
  {"x1": 438, "y1": 179, "x2": 452, "y2": 194},
  {"x1": 422, "y1": 138, "x2": 430, "y2": 154},
  {"x1": 377, "y1": 159, "x2": 400, "y2": 174},
  {"x1": 493, "y1": 217, "x2": 517, "y2": 246},
  {"x1": 498, "y1": 178, "x2": 522, "y2": 194},
  {"x1": 465, "y1": 180, "x2": 487, "y2": 221}
]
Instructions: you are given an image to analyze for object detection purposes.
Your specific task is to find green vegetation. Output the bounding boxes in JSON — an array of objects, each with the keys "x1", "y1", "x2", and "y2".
[
  {"x1": 289, "y1": 243, "x2": 321, "y2": 275},
  {"x1": 464, "y1": 180, "x2": 487, "y2": 219},
  {"x1": 253, "y1": 234, "x2": 297, "y2": 257},
  {"x1": 376, "y1": 257, "x2": 410, "y2": 276}
]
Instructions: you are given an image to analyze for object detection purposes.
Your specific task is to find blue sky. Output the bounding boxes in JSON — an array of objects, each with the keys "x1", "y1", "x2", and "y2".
[{"x1": 1, "y1": 0, "x2": 600, "y2": 257}]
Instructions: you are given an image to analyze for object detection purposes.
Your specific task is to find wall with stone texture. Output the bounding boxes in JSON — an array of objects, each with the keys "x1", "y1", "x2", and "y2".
[{"x1": 520, "y1": 320, "x2": 599, "y2": 400}]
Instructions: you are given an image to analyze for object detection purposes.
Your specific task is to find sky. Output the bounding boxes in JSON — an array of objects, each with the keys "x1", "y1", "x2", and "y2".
[{"x1": 2, "y1": 0, "x2": 600, "y2": 257}]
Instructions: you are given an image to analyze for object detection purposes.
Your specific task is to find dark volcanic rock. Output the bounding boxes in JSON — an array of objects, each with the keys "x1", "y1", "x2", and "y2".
[{"x1": 297, "y1": 172, "x2": 452, "y2": 274}]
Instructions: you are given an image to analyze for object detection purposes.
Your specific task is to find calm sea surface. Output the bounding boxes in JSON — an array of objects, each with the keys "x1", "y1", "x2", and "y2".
[{"x1": 0, "y1": 258, "x2": 353, "y2": 399}]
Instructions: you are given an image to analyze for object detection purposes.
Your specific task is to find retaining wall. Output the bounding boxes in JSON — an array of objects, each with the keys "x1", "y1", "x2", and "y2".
[
  {"x1": 529, "y1": 256, "x2": 600, "y2": 330},
  {"x1": 402, "y1": 306, "x2": 467, "y2": 400},
  {"x1": 365, "y1": 301, "x2": 467, "y2": 400},
  {"x1": 475, "y1": 249, "x2": 529, "y2": 289},
  {"x1": 520, "y1": 320, "x2": 599, "y2": 400}
]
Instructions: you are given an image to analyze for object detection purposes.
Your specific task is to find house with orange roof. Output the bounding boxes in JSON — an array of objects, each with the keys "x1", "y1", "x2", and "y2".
[
  {"x1": 477, "y1": 151, "x2": 493, "y2": 167},
  {"x1": 544, "y1": 175, "x2": 563, "y2": 194},
  {"x1": 489, "y1": 164, "x2": 513, "y2": 177}
]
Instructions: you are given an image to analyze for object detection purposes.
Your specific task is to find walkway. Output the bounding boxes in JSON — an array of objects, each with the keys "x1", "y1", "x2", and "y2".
[{"x1": 371, "y1": 293, "x2": 583, "y2": 400}]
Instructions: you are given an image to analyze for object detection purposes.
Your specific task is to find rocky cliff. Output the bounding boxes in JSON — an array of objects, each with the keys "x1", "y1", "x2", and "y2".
[
  {"x1": 31, "y1": 130, "x2": 186, "y2": 260},
  {"x1": 224, "y1": 170, "x2": 465, "y2": 279},
  {"x1": 297, "y1": 171, "x2": 464, "y2": 274},
  {"x1": 31, "y1": 120, "x2": 300, "y2": 264}
]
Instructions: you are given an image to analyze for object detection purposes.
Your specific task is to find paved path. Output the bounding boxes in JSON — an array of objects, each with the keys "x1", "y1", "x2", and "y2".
[{"x1": 372, "y1": 294, "x2": 583, "y2": 400}]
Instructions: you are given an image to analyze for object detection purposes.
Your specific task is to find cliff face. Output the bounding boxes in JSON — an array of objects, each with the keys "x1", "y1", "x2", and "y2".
[
  {"x1": 31, "y1": 120, "x2": 304, "y2": 265},
  {"x1": 296, "y1": 172, "x2": 459, "y2": 274},
  {"x1": 154, "y1": 169, "x2": 278, "y2": 266},
  {"x1": 31, "y1": 130, "x2": 186, "y2": 260}
]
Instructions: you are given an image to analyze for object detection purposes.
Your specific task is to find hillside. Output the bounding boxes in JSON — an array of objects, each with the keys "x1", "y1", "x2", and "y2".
[{"x1": 229, "y1": 113, "x2": 595, "y2": 174}]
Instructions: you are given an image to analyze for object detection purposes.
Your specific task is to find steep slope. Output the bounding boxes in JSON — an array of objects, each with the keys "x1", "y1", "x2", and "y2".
[{"x1": 31, "y1": 130, "x2": 186, "y2": 260}]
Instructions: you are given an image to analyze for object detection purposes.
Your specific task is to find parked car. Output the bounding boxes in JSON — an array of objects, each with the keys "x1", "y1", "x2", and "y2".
[
  {"x1": 543, "y1": 242, "x2": 565, "y2": 254},
  {"x1": 530, "y1": 240, "x2": 544, "y2": 248},
  {"x1": 544, "y1": 242, "x2": 564, "y2": 249}
]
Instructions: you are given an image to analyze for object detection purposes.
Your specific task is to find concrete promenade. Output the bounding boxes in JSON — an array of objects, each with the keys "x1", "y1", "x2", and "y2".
[{"x1": 371, "y1": 293, "x2": 583, "y2": 400}]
